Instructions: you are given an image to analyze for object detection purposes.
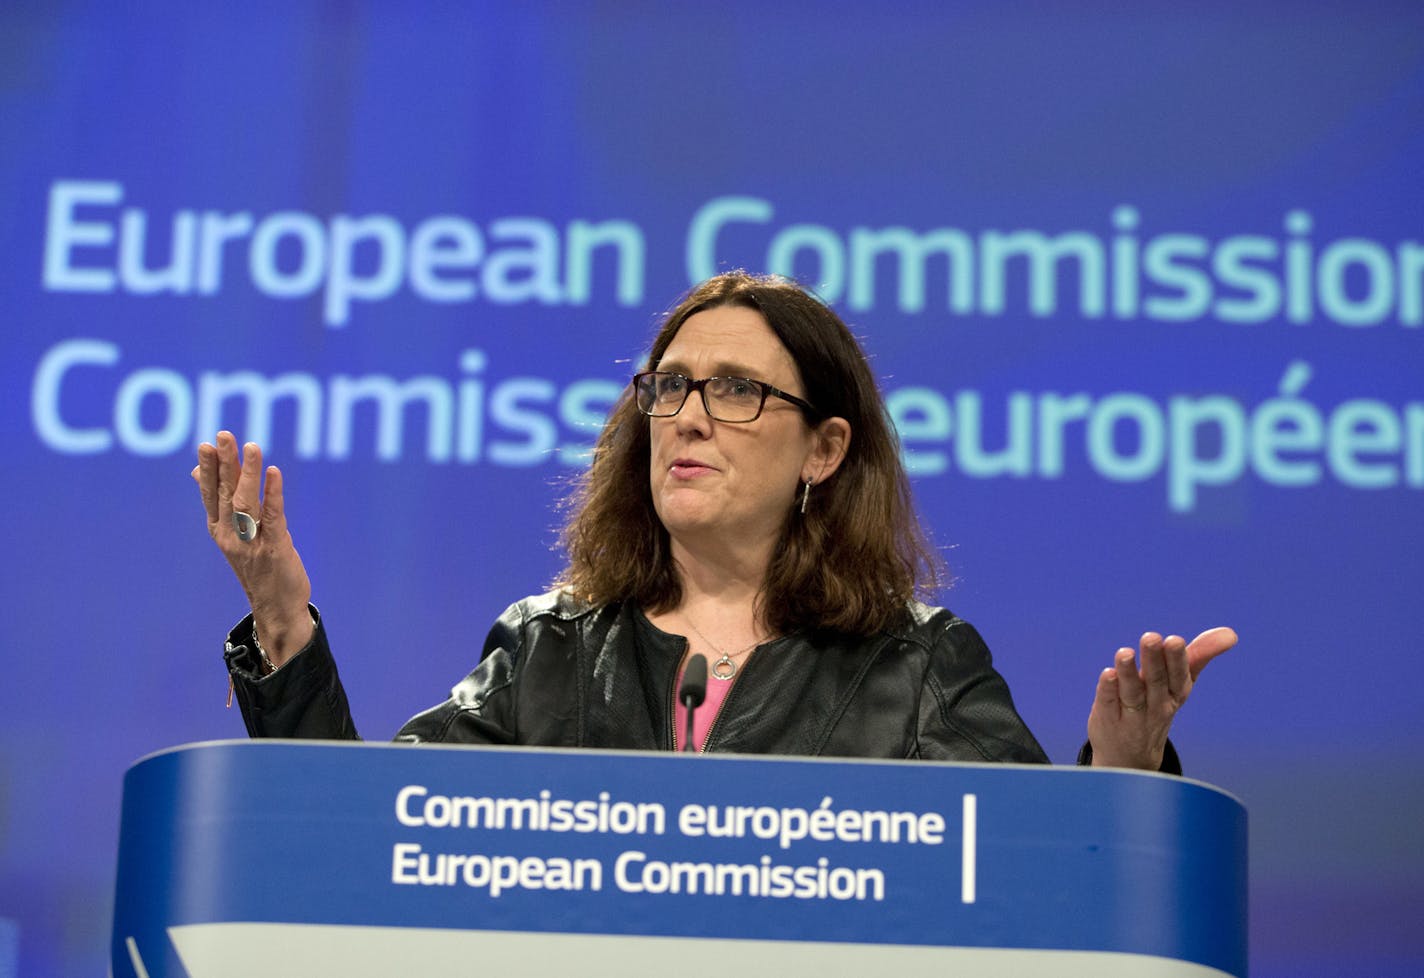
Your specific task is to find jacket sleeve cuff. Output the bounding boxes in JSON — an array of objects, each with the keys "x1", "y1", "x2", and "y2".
[
  {"x1": 223, "y1": 605, "x2": 359, "y2": 740},
  {"x1": 1075, "y1": 738, "x2": 1182, "y2": 775}
]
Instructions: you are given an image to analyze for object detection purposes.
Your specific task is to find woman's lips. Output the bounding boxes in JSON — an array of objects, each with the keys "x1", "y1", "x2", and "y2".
[{"x1": 669, "y1": 459, "x2": 715, "y2": 478}]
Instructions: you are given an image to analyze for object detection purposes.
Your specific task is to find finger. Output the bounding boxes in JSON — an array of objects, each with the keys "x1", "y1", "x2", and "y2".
[
  {"x1": 1141, "y1": 632, "x2": 1172, "y2": 708},
  {"x1": 214, "y1": 430, "x2": 240, "y2": 522},
  {"x1": 1093, "y1": 667, "x2": 1121, "y2": 716},
  {"x1": 261, "y1": 465, "x2": 288, "y2": 533},
  {"x1": 1186, "y1": 626, "x2": 1238, "y2": 680},
  {"x1": 1162, "y1": 634, "x2": 1191, "y2": 700},
  {"x1": 195, "y1": 441, "x2": 220, "y2": 526},
  {"x1": 1113, "y1": 646, "x2": 1146, "y2": 714},
  {"x1": 231, "y1": 441, "x2": 265, "y2": 521}
]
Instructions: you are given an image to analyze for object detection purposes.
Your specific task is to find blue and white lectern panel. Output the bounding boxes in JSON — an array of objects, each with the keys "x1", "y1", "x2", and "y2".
[{"x1": 112, "y1": 742, "x2": 1246, "y2": 978}]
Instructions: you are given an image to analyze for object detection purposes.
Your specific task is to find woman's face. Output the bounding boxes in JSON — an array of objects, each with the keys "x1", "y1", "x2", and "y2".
[{"x1": 648, "y1": 304, "x2": 825, "y2": 555}]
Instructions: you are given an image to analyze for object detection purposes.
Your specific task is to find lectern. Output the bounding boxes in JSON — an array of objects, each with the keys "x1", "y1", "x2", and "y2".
[{"x1": 112, "y1": 741, "x2": 1246, "y2": 977}]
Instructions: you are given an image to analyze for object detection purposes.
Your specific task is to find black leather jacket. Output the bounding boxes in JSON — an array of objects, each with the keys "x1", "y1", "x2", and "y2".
[{"x1": 225, "y1": 591, "x2": 1066, "y2": 763}]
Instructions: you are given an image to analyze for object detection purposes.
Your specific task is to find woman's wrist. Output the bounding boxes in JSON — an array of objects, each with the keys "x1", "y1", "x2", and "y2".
[{"x1": 251, "y1": 606, "x2": 317, "y2": 671}]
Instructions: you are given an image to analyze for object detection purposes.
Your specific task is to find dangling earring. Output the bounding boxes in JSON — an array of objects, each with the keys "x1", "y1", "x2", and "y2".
[{"x1": 800, "y1": 479, "x2": 813, "y2": 515}]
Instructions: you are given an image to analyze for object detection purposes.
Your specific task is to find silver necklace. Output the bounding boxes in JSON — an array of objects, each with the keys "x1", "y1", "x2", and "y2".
[{"x1": 683, "y1": 616, "x2": 761, "y2": 680}]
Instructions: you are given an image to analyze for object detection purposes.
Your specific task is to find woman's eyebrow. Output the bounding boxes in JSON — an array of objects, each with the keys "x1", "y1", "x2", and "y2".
[{"x1": 658, "y1": 360, "x2": 764, "y2": 377}]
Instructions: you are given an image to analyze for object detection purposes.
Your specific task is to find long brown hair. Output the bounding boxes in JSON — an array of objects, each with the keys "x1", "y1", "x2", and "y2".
[{"x1": 557, "y1": 271, "x2": 940, "y2": 636}]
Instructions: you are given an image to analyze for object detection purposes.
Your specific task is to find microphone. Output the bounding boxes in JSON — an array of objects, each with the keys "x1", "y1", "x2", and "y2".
[{"x1": 678, "y1": 654, "x2": 708, "y2": 753}]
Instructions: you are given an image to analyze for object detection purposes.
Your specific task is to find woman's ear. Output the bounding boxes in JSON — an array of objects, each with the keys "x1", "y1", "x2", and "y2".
[{"x1": 804, "y1": 416, "x2": 851, "y2": 484}]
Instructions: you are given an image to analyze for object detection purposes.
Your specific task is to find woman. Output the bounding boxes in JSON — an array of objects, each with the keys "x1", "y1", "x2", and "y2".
[{"x1": 195, "y1": 272, "x2": 1234, "y2": 768}]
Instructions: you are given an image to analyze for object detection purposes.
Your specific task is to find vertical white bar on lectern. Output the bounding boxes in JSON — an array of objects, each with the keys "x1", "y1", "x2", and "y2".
[
  {"x1": 961, "y1": 793, "x2": 977, "y2": 904},
  {"x1": 125, "y1": 936, "x2": 152, "y2": 978}
]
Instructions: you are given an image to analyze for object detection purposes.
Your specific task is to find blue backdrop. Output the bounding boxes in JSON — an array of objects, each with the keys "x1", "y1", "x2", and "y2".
[{"x1": 2, "y1": 3, "x2": 1421, "y2": 976}]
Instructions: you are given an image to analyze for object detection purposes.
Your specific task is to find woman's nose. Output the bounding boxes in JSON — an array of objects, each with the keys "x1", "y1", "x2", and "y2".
[{"x1": 673, "y1": 389, "x2": 714, "y2": 434}]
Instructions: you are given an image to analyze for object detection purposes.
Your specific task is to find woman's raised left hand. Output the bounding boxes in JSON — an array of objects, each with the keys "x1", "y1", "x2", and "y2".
[{"x1": 1087, "y1": 627, "x2": 1238, "y2": 770}]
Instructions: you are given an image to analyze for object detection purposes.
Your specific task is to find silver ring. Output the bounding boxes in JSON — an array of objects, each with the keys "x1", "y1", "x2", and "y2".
[{"x1": 232, "y1": 511, "x2": 260, "y2": 542}]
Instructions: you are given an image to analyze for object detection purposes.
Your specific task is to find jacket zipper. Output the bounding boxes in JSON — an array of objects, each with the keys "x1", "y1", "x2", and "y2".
[
  {"x1": 668, "y1": 640, "x2": 687, "y2": 750},
  {"x1": 672, "y1": 646, "x2": 754, "y2": 753},
  {"x1": 697, "y1": 662, "x2": 742, "y2": 754}
]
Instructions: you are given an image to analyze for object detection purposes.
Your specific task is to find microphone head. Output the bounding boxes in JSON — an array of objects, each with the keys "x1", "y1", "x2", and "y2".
[{"x1": 680, "y1": 653, "x2": 708, "y2": 708}]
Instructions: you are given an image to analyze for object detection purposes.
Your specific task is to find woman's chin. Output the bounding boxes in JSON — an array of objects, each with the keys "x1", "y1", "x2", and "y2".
[
  {"x1": 660, "y1": 511, "x2": 716, "y2": 539},
  {"x1": 656, "y1": 499, "x2": 727, "y2": 538}
]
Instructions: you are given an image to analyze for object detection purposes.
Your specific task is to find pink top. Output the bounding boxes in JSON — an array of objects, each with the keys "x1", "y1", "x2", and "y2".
[{"x1": 673, "y1": 661, "x2": 735, "y2": 752}]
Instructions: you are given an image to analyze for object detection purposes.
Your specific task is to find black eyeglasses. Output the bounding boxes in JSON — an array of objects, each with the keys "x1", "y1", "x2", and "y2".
[{"x1": 632, "y1": 371, "x2": 819, "y2": 423}]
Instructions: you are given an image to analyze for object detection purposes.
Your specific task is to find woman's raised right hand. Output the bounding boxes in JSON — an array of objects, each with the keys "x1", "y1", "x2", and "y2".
[{"x1": 192, "y1": 431, "x2": 314, "y2": 666}]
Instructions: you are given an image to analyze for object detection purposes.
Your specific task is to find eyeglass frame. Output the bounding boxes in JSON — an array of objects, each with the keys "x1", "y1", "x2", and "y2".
[{"x1": 631, "y1": 371, "x2": 821, "y2": 424}]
